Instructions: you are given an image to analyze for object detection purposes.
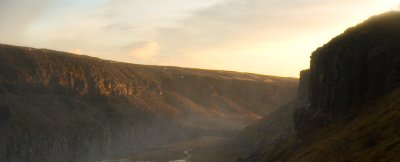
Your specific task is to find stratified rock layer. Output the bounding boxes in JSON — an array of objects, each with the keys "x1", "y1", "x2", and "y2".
[{"x1": 0, "y1": 44, "x2": 297, "y2": 162}]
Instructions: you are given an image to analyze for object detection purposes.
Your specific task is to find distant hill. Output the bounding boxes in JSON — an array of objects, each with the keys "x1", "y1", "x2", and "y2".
[{"x1": 0, "y1": 44, "x2": 297, "y2": 162}]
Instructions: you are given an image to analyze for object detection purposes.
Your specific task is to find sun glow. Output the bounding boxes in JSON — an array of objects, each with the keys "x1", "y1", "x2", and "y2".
[{"x1": 0, "y1": 0, "x2": 399, "y2": 77}]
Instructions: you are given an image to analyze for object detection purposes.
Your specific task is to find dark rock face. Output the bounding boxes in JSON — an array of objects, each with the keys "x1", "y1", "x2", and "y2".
[
  {"x1": 293, "y1": 70, "x2": 311, "y2": 137},
  {"x1": 0, "y1": 103, "x2": 10, "y2": 126},
  {"x1": 227, "y1": 12, "x2": 400, "y2": 162},
  {"x1": 0, "y1": 44, "x2": 298, "y2": 162},
  {"x1": 295, "y1": 11, "x2": 400, "y2": 136},
  {"x1": 295, "y1": 70, "x2": 310, "y2": 106}
]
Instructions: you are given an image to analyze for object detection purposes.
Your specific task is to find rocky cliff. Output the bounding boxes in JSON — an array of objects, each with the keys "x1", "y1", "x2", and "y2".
[
  {"x1": 0, "y1": 44, "x2": 297, "y2": 162},
  {"x1": 295, "y1": 70, "x2": 310, "y2": 106},
  {"x1": 244, "y1": 11, "x2": 400, "y2": 162},
  {"x1": 295, "y1": 11, "x2": 400, "y2": 136}
]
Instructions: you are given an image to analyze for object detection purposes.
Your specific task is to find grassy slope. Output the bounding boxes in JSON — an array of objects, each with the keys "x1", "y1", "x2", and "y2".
[{"x1": 258, "y1": 88, "x2": 400, "y2": 162}]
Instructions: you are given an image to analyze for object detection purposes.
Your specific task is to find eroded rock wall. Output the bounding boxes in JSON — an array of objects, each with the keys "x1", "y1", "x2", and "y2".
[{"x1": 295, "y1": 11, "x2": 400, "y2": 136}]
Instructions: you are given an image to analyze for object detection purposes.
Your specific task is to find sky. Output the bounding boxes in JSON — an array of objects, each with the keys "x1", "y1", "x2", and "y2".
[{"x1": 0, "y1": 0, "x2": 399, "y2": 77}]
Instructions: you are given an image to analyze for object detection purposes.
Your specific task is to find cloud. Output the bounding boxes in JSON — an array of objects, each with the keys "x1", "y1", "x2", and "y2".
[
  {"x1": 69, "y1": 49, "x2": 82, "y2": 54},
  {"x1": 148, "y1": 0, "x2": 398, "y2": 76},
  {"x1": 121, "y1": 41, "x2": 160, "y2": 62},
  {"x1": 0, "y1": 0, "x2": 52, "y2": 44},
  {"x1": 155, "y1": 0, "x2": 365, "y2": 52},
  {"x1": 0, "y1": 0, "x2": 398, "y2": 77}
]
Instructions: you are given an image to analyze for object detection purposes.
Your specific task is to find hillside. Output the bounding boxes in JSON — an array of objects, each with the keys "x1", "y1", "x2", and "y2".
[
  {"x1": 268, "y1": 87, "x2": 400, "y2": 162},
  {"x1": 0, "y1": 44, "x2": 298, "y2": 162},
  {"x1": 186, "y1": 70, "x2": 310, "y2": 162}
]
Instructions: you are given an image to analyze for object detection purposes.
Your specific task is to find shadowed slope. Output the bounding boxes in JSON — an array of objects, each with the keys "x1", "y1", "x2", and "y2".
[{"x1": 258, "y1": 88, "x2": 400, "y2": 162}]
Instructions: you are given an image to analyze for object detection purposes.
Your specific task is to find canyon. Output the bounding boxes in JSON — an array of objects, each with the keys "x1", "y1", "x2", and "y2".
[{"x1": 1, "y1": 10, "x2": 400, "y2": 162}]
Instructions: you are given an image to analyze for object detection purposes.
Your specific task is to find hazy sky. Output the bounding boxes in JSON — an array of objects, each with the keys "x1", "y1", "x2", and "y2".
[{"x1": 0, "y1": 0, "x2": 399, "y2": 77}]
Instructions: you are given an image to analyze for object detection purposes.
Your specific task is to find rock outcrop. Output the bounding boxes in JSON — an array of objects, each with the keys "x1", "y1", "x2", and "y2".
[
  {"x1": 295, "y1": 70, "x2": 310, "y2": 106},
  {"x1": 234, "y1": 11, "x2": 400, "y2": 162},
  {"x1": 0, "y1": 44, "x2": 298, "y2": 162},
  {"x1": 295, "y1": 11, "x2": 400, "y2": 136}
]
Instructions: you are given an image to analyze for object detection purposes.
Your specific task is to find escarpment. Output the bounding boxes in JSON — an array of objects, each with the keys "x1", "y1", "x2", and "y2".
[
  {"x1": 295, "y1": 70, "x2": 310, "y2": 106},
  {"x1": 235, "y1": 12, "x2": 400, "y2": 162},
  {"x1": 0, "y1": 44, "x2": 297, "y2": 162},
  {"x1": 295, "y1": 11, "x2": 400, "y2": 136}
]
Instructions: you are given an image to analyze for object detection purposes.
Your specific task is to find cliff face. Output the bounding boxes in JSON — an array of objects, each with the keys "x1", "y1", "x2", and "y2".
[
  {"x1": 295, "y1": 70, "x2": 310, "y2": 106},
  {"x1": 0, "y1": 44, "x2": 297, "y2": 162},
  {"x1": 235, "y1": 12, "x2": 400, "y2": 162},
  {"x1": 295, "y1": 11, "x2": 400, "y2": 135}
]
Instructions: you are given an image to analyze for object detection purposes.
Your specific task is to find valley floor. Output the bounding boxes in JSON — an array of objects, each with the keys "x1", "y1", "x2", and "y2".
[{"x1": 126, "y1": 136, "x2": 225, "y2": 162}]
